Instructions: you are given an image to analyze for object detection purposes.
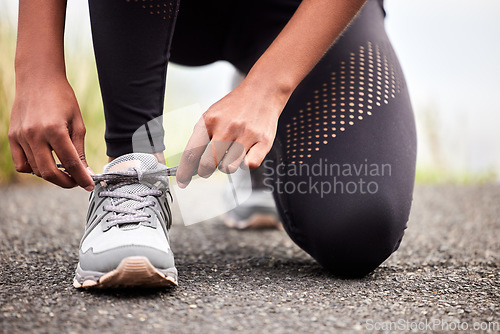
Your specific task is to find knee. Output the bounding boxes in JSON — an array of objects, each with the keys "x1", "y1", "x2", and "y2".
[
  {"x1": 314, "y1": 231, "x2": 401, "y2": 278},
  {"x1": 301, "y1": 200, "x2": 407, "y2": 278}
]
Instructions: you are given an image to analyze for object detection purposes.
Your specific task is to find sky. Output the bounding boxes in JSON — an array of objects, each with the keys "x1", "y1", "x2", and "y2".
[
  {"x1": 2, "y1": 0, "x2": 499, "y2": 176},
  {"x1": 384, "y1": 0, "x2": 500, "y2": 173}
]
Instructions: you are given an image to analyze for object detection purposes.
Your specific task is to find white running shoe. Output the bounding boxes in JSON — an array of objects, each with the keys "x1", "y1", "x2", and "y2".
[{"x1": 73, "y1": 153, "x2": 178, "y2": 289}]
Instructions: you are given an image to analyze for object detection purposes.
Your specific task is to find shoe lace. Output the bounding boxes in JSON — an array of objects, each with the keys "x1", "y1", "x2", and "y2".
[{"x1": 90, "y1": 166, "x2": 177, "y2": 229}]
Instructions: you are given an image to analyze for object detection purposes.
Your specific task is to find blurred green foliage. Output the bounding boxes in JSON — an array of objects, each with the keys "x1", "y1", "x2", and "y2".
[
  {"x1": 0, "y1": 18, "x2": 17, "y2": 183},
  {"x1": 0, "y1": 17, "x2": 108, "y2": 182}
]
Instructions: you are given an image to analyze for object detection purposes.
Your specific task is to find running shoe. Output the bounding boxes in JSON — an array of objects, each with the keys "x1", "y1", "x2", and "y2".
[
  {"x1": 222, "y1": 188, "x2": 282, "y2": 229},
  {"x1": 223, "y1": 163, "x2": 282, "y2": 229},
  {"x1": 73, "y1": 153, "x2": 178, "y2": 289}
]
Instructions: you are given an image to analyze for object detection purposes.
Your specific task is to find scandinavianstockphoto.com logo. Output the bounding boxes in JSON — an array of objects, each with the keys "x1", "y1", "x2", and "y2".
[
  {"x1": 365, "y1": 318, "x2": 499, "y2": 332},
  {"x1": 262, "y1": 158, "x2": 392, "y2": 198}
]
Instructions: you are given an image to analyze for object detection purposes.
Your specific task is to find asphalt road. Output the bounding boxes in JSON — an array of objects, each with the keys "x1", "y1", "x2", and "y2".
[{"x1": 0, "y1": 184, "x2": 499, "y2": 333}]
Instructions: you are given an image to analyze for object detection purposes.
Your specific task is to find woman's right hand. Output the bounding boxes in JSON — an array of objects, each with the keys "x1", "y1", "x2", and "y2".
[{"x1": 8, "y1": 77, "x2": 94, "y2": 191}]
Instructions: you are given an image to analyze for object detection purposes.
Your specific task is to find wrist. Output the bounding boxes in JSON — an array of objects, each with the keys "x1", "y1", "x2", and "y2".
[
  {"x1": 15, "y1": 46, "x2": 67, "y2": 86},
  {"x1": 15, "y1": 60, "x2": 67, "y2": 88},
  {"x1": 242, "y1": 68, "x2": 296, "y2": 116},
  {"x1": 246, "y1": 65, "x2": 296, "y2": 95}
]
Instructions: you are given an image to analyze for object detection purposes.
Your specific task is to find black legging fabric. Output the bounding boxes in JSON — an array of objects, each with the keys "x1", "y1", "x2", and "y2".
[{"x1": 88, "y1": 0, "x2": 416, "y2": 277}]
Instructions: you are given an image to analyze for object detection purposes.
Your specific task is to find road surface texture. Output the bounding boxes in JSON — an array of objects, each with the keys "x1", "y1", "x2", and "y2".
[{"x1": 0, "y1": 184, "x2": 499, "y2": 333}]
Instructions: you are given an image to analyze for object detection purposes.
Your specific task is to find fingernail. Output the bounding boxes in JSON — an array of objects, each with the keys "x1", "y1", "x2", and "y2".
[
  {"x1": 177, "y1": 182, "x2": 187, "y2": 189},
  {"x1": 85, "y1": 185, "x2": 94, "y2": 192},
  {"x1": 86, "y1": 167, "x2": 95, "y2": 175}
]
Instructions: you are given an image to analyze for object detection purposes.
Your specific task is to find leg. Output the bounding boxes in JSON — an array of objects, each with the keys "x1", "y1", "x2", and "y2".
[
  {"x1": 172, "y1": 0, "x2": 415, "y2": 276},
  {"x1": 74, "y1": 0, "x2": 181, "y2": 289},
  {"x1": 88, "y1": 0, "x2": 179, "y2": 158},
  {"x1": 269, "y1": 0, "x2": 416, "y2": 277},
  {"x1": 225, "y1": 0, "x2": 415, "y2": 277}
]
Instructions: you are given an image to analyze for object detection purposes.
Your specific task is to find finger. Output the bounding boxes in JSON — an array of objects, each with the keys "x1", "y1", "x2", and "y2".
[
  {"x1": 70, "y1": 123, "x2": 95, "y2": 178},
  {"x1": 198, "y1": 140, "x2": 233, "y2": 178},
  {"x1": 8, "y1": 139, "x2": 32, "y2": 173},
  {"x1": 218, "y1": 141, "x2": 246, "y2": 174},
  {"x1": 18, "y1": 139, "x2": 40, "y2": 176},
  {"x1": 50, "y1": 133, "x2": 94, "y2": 191},
  {"x1": 30, "y1": 142, "x2": 78, "y2": 188},
  {"x1": 176, "y1": 120, "x2": 210, "y2": 188},
  {"x1": 244, "y1": 142, "x2": 270, "y2": 170},
  {"x1": 70, "y1": 123, "x2": 89, "y2": 169}
]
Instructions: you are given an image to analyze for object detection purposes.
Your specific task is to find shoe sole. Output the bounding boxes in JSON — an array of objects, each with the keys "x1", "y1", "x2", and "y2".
[
  {"x1": 223, "y1": 213, "x2": 283, "y2": 230},
  {"x1": 73, "y1": 256, "x2": 178, "y2": 289}
]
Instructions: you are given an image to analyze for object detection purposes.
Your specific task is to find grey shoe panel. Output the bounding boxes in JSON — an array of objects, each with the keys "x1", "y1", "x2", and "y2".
[
  {"x1": 226, "y1": 189, "x2": 279, "y2": 221},
  {"x1": 79, "y1": 246, "x2": 175, "y2": 272},
  {"x1": 227, "y1": 205, "x2": 279, "y2": 221}
]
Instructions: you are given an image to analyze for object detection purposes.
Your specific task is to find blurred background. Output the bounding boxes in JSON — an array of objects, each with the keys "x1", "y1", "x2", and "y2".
[{"x1": 0, "y1": 0, "x2": 499, "y2": 184}]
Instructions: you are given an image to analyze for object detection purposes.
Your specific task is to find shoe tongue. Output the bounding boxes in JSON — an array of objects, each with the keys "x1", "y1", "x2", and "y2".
[
  {"x1": 103, "y1": 153, "x2": 160, "y2": 174},
  {"x1": 103, "y1": 153, "x2": 161, "y2": 229}
]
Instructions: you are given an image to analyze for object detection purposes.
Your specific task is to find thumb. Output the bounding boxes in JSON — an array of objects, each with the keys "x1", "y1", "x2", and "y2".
[
  {"x1": 73, "y1": 131, "x2": 88, "y2": 168},
  {"x1": 70, "y1": 120, "x2": 88, "y2": 167},
  {"x1": 71, "y1": 124, "x2": 95, "y2": 187}
]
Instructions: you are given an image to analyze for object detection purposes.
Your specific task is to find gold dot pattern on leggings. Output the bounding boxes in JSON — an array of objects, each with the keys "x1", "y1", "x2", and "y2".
[
  {"x1": 284, "y1": 42, "x2": 403, "y2": 164},
  {"x1": 126, "y1": 0, "x2": 176, "y2": 20}
]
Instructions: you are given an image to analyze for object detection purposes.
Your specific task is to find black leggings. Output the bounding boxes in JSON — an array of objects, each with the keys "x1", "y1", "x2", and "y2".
[{"x1": 88, "y1": 0, "x2": 416, "y2": 277}]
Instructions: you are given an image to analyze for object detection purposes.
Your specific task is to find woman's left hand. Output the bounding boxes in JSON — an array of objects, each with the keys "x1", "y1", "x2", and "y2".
[{"x1": 176, "y1": 80, "x2": 290, "y2": 188}]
